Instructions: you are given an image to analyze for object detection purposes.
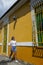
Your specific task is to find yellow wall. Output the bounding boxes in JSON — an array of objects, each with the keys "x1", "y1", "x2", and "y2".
[
  {"x1": 8, "y1": 1, "x2": 43, "y2": 65},
  {"x1": 0, "y1": 29, "x2": 2, "y2": 42},
  {"x1": 9, "y1": 2, "x2": 32, "y2": 42},
  {"x1": 16, "y1": 47, "x2": 43, "y2": 65},
  {"x1": 8, "y1": 46, "x2": 43, "y2": 65},
  {"x1": 0, "y1": 46, "x2": 2, "y2": 54}
]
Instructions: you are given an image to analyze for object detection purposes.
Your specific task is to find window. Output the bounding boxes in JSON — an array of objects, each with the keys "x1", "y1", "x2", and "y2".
[{"x1": 35, "y1": 4, "x2": 43, "y2": 46}]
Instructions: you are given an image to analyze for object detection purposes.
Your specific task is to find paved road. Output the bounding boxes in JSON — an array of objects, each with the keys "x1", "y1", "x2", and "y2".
[{"x1": 0, "y1": 55, "x2": 34, "y2": 65}]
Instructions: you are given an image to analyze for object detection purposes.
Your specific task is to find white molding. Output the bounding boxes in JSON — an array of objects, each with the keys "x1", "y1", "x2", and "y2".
[
  {"x1": 0, "y1": 42, "x2": 33, "y2": 46},
  {"x1": 2, "y1": 27, "x2": 4, "y2": 53},
  {"x1": 0, "y1": 42, "x2": 34, "y2": 46},
  {"x1": 31, "y1": 5, "x2": 38, "y2": 46},
  {"x1": 16, "y1": 42, "x2": 33, "y2": 46},
  {"x1": 0, "y1": 43, "x2": 2, "y2": 45},
  {"x1": 7, "y1": 23, "x2": 9, "y2": 56},
  {"x1": 8, "y1": 42, "x2": 33, "y2": 46}
]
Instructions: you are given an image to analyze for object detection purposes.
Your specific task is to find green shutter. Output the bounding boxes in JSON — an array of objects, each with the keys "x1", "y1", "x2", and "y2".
[{"x1": 35, "y1": 4, "x2": 43, "y2": 46}]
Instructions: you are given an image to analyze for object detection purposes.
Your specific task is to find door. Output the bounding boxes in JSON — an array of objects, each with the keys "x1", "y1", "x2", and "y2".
[{"x1": 3, "y1": 24, "x2": 7, "y2": 55}]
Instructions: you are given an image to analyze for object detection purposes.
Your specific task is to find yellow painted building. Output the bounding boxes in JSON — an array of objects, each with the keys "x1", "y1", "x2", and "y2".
[{"x1": 0, "y1": 0, "x2": 43, "y2": 65}]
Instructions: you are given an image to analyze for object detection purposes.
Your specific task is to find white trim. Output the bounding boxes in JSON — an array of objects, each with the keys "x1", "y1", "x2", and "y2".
[
  {"x1": 0, "y1": 43, "x2": 2, "y2": 45},
  {"x1": 7, "y1": 23, "x2": 9, "y2": 56},
  {"x1": 8, "y1": 42, "x2": 33, "y2": 46},
  {"x1": 2, "y1": 27, "x2": 4, "y2": 53},
  {"x1": 0, "y1": 42, "x2": 33, "y2": 46},
  {"x1": 31, "y1": 5, "x2": 38, "y2": 46},
  {"x1": 16, "y1": 42, "x2": 33, "y2": 46}
]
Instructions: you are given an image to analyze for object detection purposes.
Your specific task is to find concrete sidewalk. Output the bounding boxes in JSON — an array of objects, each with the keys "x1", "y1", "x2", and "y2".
[{"x1": 0, "y1": 55, "x2": 34, "y2": 65}]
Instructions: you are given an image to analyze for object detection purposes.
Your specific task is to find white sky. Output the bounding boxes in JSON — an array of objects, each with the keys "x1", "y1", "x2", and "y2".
[{"x1": 0, "y1": 0, "x2": 17, "y2": 18}]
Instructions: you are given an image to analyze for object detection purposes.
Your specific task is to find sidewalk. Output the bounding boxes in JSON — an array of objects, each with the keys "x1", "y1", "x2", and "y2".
[{"x1": 0, "y1": 55, "x2": 34, "y2": 65}]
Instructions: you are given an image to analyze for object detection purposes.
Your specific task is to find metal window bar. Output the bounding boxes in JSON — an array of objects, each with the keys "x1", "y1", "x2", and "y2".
[{"x1": 32, "y1": 3, "x2": 43, "y2": 58}]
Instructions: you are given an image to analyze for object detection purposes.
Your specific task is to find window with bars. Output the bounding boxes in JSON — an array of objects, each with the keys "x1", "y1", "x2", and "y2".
[{"x1": 35, "y1": 4, "x2": 43, "y2": 46}]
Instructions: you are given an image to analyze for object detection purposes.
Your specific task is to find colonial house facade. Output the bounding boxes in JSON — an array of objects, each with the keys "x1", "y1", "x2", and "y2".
[{"x1": 0, "y1": 0, "x2": 43, "y2": 65}]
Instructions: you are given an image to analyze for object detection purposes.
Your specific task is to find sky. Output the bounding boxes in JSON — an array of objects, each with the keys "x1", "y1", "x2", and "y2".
[{"x1": 0, "y1": 0, "x2": 17, "y2": 18}]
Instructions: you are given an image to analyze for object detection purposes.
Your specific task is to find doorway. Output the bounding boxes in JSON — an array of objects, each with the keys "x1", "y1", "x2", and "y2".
[{"x1": 3, "y1": 24, "x2": 7, "y2": 55}]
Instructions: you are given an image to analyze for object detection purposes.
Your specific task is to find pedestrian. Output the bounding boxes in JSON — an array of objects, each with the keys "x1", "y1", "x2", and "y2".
[{"x1": 9, "y1": 36, "x2": 16, "y2": 60}]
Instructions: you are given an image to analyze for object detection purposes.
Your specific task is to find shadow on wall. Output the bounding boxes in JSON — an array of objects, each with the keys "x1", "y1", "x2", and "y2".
[
  {"x1": 9, "y1": 1, "x2": 31, "y2": 29},
  {"x1": 0, "y1": 1, "x2": 31, "y2": 30},
  {"x1": 14, "y1": 19, "x2": 17, "y2": 29},
  {"x1": 14, "y1": 2, "x2": 31, "y2": 19}
]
